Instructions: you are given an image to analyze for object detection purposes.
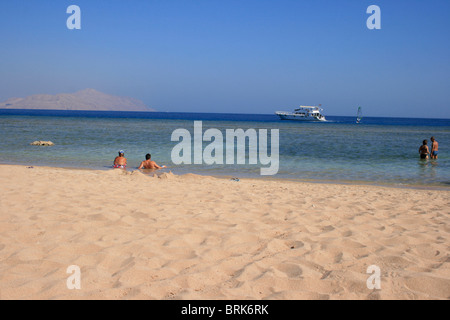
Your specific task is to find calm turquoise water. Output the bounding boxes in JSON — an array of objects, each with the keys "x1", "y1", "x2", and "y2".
[{"x1": 0, "y1": 111, "x2": 449, "y2": 187}]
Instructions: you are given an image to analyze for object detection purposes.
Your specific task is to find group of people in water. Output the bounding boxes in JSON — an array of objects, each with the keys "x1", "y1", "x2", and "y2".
[
  {"x1": 419, "y1": 136, "x2": 439, "y2": 160},
  {"x1": 113, "y1": 139, "x2": 439, "y2": 169},
  {"x1": 113, "y1": 150, "x2": 166, "y2": 170}
]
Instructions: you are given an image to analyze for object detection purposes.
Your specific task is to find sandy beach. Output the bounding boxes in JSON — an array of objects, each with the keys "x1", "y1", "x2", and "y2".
[{"x1": 0, "y1": 164, "x2": 449, "y2": 300}]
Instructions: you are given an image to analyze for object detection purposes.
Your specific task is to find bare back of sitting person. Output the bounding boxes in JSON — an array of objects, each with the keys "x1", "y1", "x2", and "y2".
[
  {"x1": 114, "y1": 150, "x2": 127, "y2": 168},
  {"x1": 138, "y1": 153, "x2": 166, "y2": 170}
]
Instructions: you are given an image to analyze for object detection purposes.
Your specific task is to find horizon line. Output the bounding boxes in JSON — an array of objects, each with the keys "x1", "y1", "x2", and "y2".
[{"x1": 0, "y1": 108, "x2": 449, "y2": 121}]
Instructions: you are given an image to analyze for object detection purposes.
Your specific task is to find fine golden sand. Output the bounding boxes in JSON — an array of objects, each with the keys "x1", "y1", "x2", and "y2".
[{"x1": 0, "y1": 165, "x2": 449, "y2": 300}]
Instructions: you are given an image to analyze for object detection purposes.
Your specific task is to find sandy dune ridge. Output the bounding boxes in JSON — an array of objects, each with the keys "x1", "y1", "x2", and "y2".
[{"x1": 0, "y1": 165, "x2": 449, "y2": 300}]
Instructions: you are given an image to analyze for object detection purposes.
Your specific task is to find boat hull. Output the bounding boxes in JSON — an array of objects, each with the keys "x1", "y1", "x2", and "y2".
[{"x1": 276, "y1": 113, "x2": 326, "y2": 121}]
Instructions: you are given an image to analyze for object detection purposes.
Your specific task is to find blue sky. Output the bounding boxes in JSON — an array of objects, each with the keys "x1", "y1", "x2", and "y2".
[{"x1": 0, "y1": 0, "x2": 449, "y2": 118}]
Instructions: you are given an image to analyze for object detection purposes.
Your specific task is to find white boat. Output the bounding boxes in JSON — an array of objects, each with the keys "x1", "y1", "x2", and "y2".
[{"x1": 275, "y1": 106, "x2": 326, "y2": 121}]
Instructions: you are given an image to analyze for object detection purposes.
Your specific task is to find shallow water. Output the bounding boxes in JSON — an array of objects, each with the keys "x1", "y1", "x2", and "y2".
[{"x1": 0, "y1": 110, "x2": 449, "y2": 187}]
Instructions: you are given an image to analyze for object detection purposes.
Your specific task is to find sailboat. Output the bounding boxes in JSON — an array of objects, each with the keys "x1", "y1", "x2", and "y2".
[{"x1": 356, "y1": 106, "x2": 362, "y2": 124}]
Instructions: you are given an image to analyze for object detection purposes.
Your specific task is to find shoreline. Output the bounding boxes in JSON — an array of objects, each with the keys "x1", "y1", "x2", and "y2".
[{"x1": 1, "y1": 163, "x2": 449, "y2": 192}]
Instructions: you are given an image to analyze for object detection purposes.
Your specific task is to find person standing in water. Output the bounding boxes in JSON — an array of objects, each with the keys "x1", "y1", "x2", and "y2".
[
  {"x1": 419, "y1": 140, "x2": 429, "y2": 160},
  {"x1": 430, "y1": 136, "x2": 439, "y2": 159},
  {"x1": 113, "y1": 150, "x2": 127, "y2": 168}
]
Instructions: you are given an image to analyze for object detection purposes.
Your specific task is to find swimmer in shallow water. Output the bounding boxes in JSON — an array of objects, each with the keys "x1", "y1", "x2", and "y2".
[
  {"x1": 113, "y1": 150, "x2": 127, "y2": 168},
  {"x1": 430, "y1": 136, "x2": 439, "y2": 159},
  {"x1": 138, "y1": 153, "x2": 166, "y2": 170},
  {"x1": 419, "y1": 140, "x2": 429, "y2": 160}
]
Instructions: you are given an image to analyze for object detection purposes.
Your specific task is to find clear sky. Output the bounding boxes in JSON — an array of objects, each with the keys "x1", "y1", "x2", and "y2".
[{"x1": 0, "y1": 0, "x2": 449, "y2": 118}]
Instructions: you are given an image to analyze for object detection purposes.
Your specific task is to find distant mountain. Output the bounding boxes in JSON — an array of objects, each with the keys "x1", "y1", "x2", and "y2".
[{"x1": 0, "y1": 89, "x2": 155, "y2": 111}]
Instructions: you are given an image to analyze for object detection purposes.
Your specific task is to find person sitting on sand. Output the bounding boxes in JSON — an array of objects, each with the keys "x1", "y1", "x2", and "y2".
[
  {"x1": 419, "y1": 140, "x2": 429, "y2": 160},
  {"x1": 113, "y1": 150, "x2": 127, "y2": 168},
  {"x1": 138, "y1": 153, "x2": 166, "y2": 170},
  {"x1": 430, "y1": 136, "x2": 439, "y2": 159}
]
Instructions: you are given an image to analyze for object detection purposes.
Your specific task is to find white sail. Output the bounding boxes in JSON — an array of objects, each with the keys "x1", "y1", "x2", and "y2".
[{"x1": 356, "y1": 107, "x2": 362, "y2": 123}]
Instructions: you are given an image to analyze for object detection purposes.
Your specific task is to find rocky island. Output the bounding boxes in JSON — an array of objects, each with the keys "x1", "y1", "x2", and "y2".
[{"x1": 0, "y1": 89, "x2": 155, "y2": 112}]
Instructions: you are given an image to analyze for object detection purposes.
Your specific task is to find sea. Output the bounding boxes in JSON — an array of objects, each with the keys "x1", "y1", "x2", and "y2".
[{"x1": 0, "y1": 109, "x2": 449, "y2": 188}]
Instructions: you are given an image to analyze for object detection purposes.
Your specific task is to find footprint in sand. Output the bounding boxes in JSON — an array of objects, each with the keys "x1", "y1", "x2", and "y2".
[
  {"x1": 276, "y1": 263, "x2": 303, "y2": 278},
  {"x1": 133, "y1": 212, "x2": 149, "y2": 219},
  {"x1": 88, "y1": 214, "x2": 107, "y2": 221},
  {"x1": 322, "y1": 225, "x2": 335, "y2": 232},
  {"x1": 286, "y1": 241, "x2": 304, "y2": 249},
  {"x1": 334, "y1": 252, "x2": 343, "y2": 263},
  {"x1": 340, "y1": 230, "x2": 352, "y2": 237},
  {"x1": 120, "y1": 257, "x2": 135, "y2": 268}
]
